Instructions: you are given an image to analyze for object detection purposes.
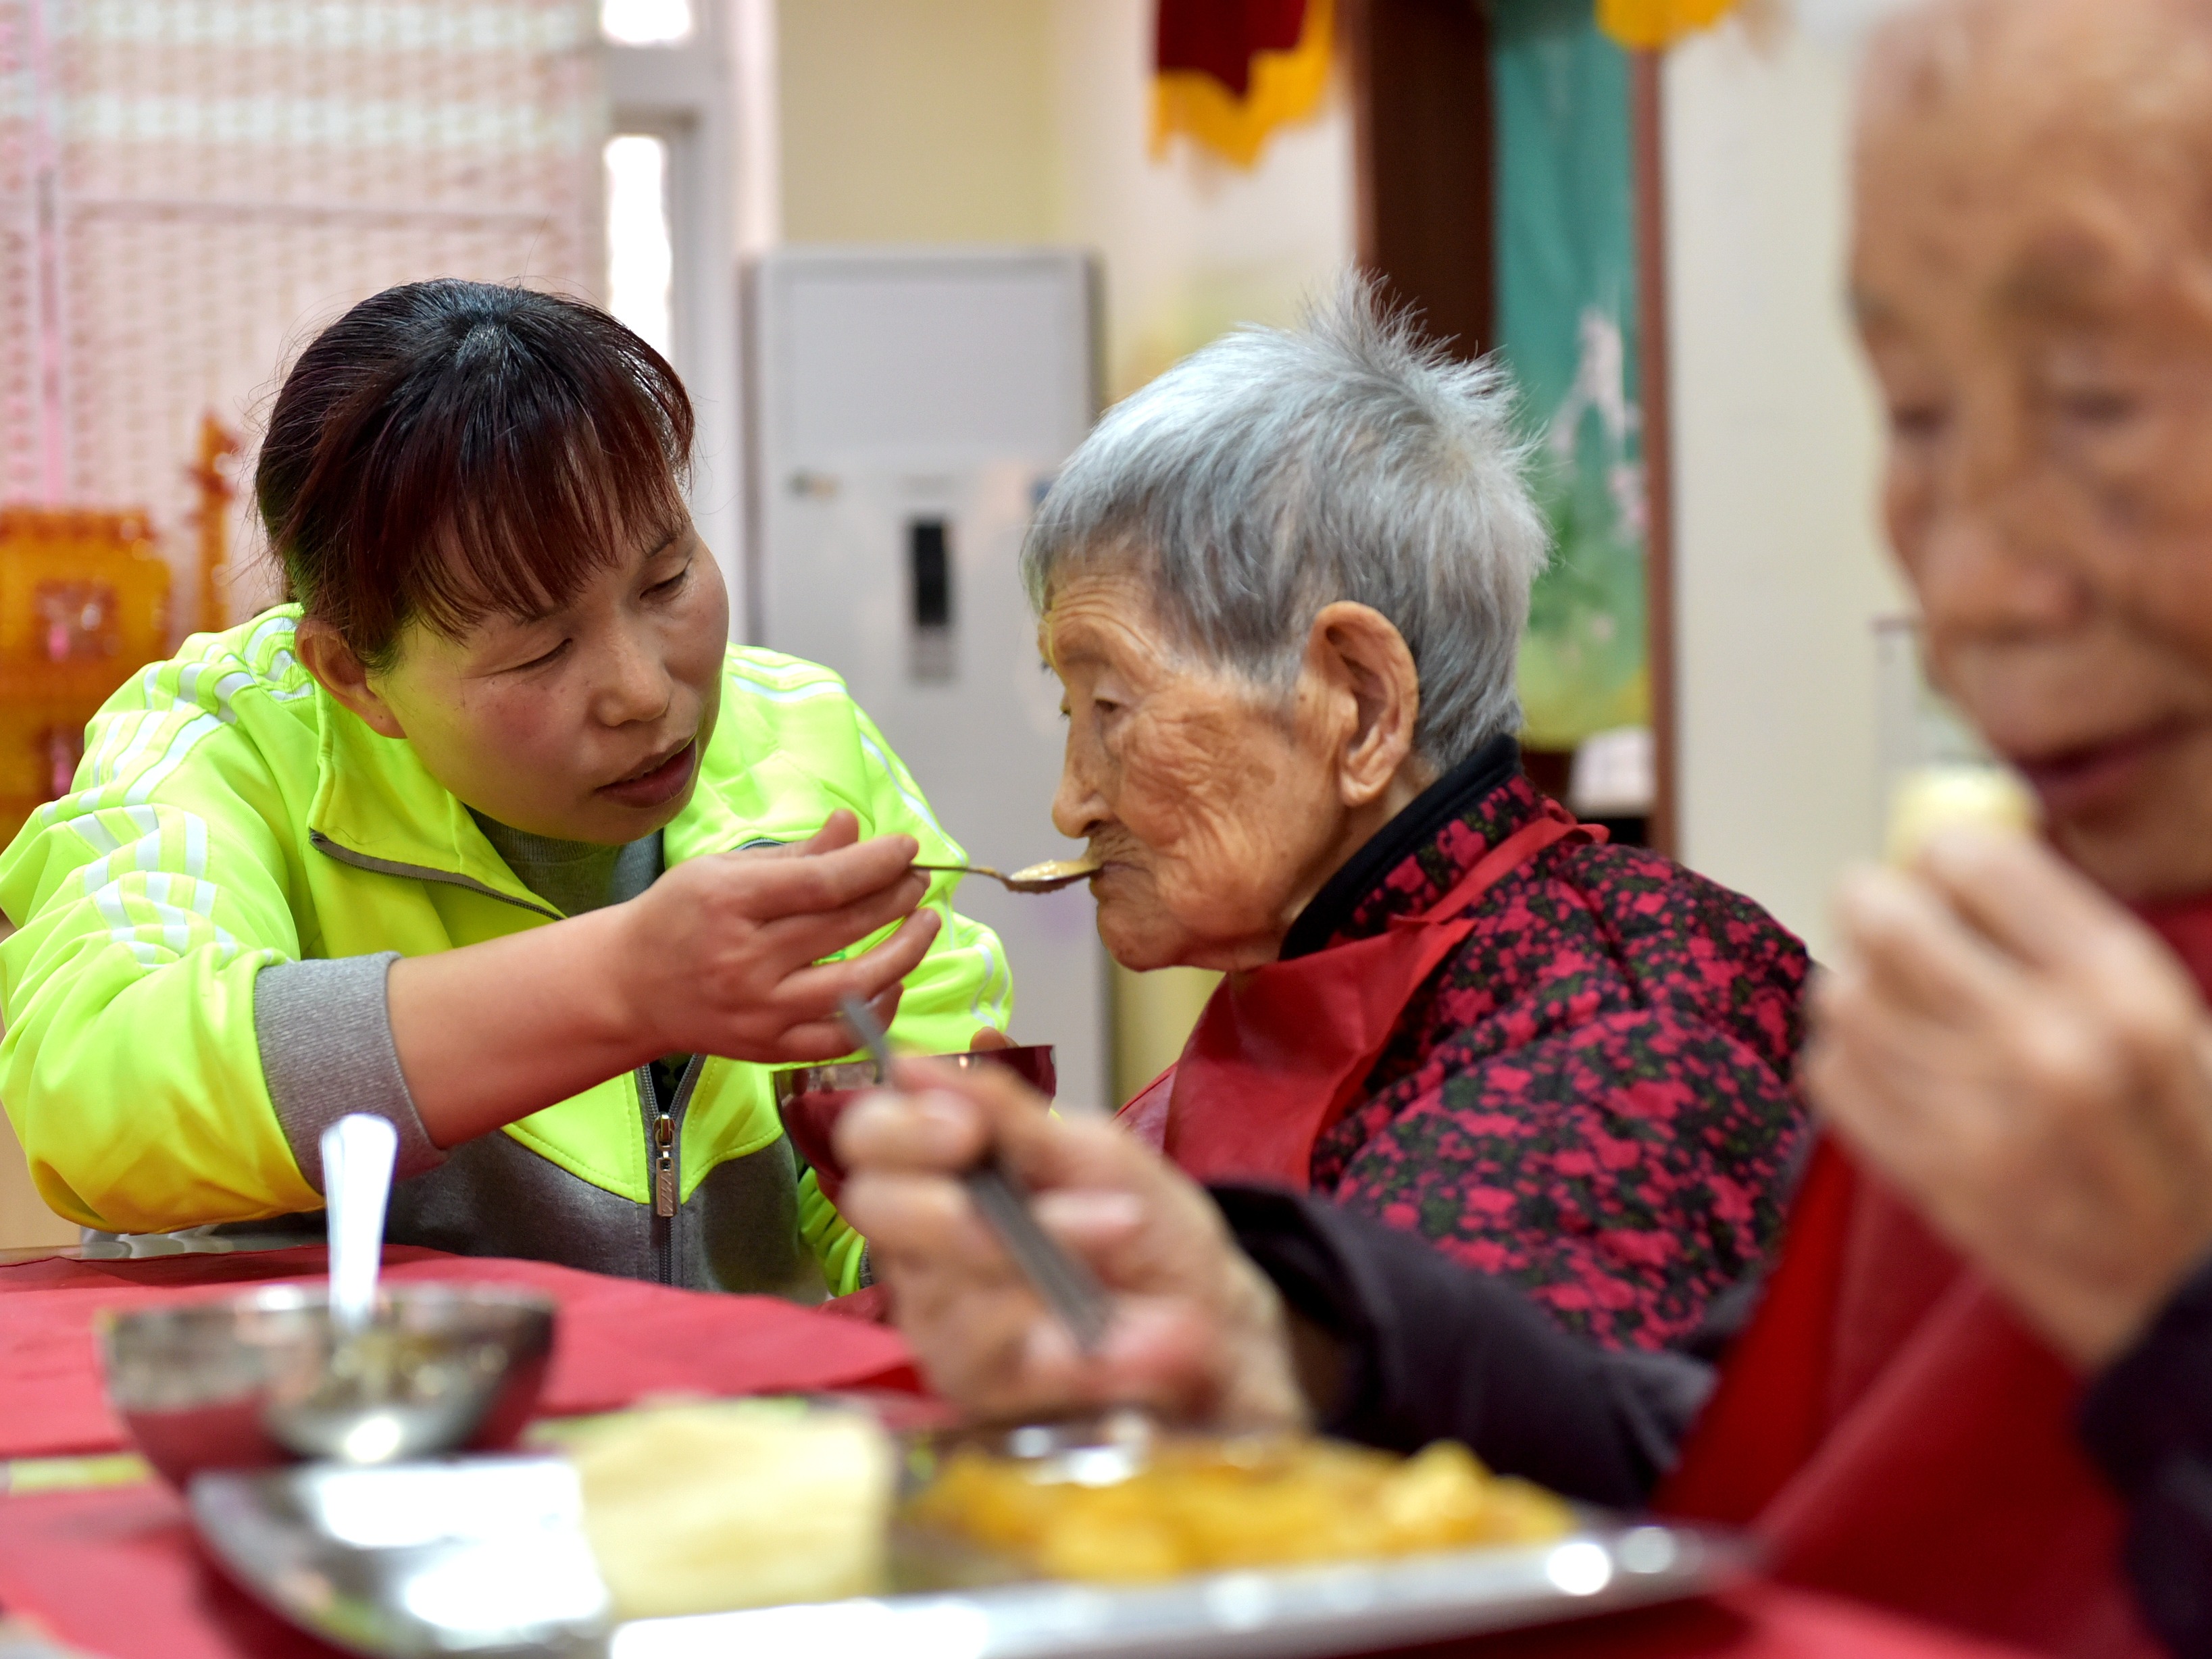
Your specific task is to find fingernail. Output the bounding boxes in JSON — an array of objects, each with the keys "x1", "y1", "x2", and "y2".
[
  {"x1": 1023, "y1": 1318, "x2": 1079, "y2": 1372},
  {"x1": 1919, "y1": 827, "x2": 1990, "y2": 879},
  {"x1": 1038, "y1": 1190, "x2": 1143, "y2": 1231},
  {"x1": 915, "y1": 1090, "x2": 971, "y2": 1130},
  {"x1": 843, "y1": 1089, "x2": 897, "y2": 1129},
  {"x1": 1846, "y1": 865, "x2": 1911, "y2": 913}
]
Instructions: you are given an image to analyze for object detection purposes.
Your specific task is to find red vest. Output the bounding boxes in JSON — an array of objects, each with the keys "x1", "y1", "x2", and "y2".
[
  {"x1": 1117, "y1": 802, "x2": 1592, "y2": 1185},
  {"x1": 1656, "y1": 898, "x2": 2212, "y2": 1655}
]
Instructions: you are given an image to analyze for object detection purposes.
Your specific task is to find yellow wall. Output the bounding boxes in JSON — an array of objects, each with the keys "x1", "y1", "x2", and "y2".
[
  {"x1": 774, "y1": 0, "x2": 1357, "y2": 384},
  {"x1": 1663, "y1": 20, "x2": 1905, "y2": 961},
  {"x1": 776, "y1": 0, "x2": 1057, "y2": 243},
  {"x1": 1044, "y1": 0, "x2": 1356, "y2": 399}
]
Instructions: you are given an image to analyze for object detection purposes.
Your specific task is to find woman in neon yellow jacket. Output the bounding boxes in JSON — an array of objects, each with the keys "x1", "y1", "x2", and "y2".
[{"x1": 0, "y1": 280, "x2": 1011, "y2": 1298}]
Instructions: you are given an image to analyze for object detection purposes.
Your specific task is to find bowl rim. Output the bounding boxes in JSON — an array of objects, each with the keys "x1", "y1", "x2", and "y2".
[
  {"x1": 772, "y1": 1042, "x2": 1057, "y2": 1101},
  {"x1": 97, "y1": 1280, "x2": 560, "y2": 1332}
]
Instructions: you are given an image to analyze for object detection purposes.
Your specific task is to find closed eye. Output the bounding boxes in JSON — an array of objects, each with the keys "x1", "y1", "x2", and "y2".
[{"x1": 510, "y1": 638, "x2": 570, "y2": 673}]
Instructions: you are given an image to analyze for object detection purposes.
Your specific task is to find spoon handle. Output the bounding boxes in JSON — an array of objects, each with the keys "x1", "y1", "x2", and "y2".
[
  {"x1": 322, "y1": 1114, "x2": 398, "y2": 1333},
  {"x1": 962, "y1": 1161, "x2": 1113, "y2": 1356},
  {"x1": 839, "y1": 994, "x2": 895, "y2": 1086},
  {"x1": 911, "y1": 862, "x2": 1099, "y2": 894}
]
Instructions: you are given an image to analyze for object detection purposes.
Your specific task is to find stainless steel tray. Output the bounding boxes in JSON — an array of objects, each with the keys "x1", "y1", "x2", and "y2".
[{"x1": 191, "y1": 1455, "x2": 1748, "y2": 1659}]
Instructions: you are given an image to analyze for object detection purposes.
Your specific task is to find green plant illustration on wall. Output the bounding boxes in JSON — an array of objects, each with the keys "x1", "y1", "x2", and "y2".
[{"x1": 1494, "y1": 0, "x2": 1649, "y2": 750}]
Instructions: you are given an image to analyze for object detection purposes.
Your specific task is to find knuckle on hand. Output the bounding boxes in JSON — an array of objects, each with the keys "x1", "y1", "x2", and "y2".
[
  {"x1": 2105, "y1": 985, "x2": 2201, "y2": 1076},
  {"x1": 2014, "y1": 1002, "x2": 2099, "y2": 1085}
]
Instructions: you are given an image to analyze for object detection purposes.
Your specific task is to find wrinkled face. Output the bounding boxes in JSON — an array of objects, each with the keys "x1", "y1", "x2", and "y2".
[
  {"x1": 1854, "y1": 36, "x2": 2212, "y2": 900},
  {"x1": 1045, "y1": 568, "x2": 1354, "y2": 972},
  {"x1": 370, "y1": 518, "x2": 728, "y2": 844}
]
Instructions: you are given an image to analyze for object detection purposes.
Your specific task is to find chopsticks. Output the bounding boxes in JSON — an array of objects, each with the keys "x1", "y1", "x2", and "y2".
[
  {"x1": 838, "y1": 997, "x2": 1113, "y2": 1355},
  {"x1": 957, "y1": 1173, "x2": 1113, "y2": 1355}
]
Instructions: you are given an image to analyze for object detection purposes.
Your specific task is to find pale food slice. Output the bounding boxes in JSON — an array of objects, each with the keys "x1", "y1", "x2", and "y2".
[
  {"x1": 568, "y1": 1400, "x2": 894, "y2": 1619},
  {"x1": 1885, "y1": 764, "x2": 2037, "y2": 868}
]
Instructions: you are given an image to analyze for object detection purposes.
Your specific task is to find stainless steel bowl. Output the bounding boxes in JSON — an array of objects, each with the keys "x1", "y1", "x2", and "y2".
[{"x1": 99, "y1": 1282, "x2": 556, "y2": 1487}]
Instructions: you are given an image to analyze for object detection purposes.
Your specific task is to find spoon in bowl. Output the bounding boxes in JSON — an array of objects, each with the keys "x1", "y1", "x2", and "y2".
[
  {"x1": 322, "y1": 1113, "x2": 398, "y2": 1334},
  {"x1": 297, "y1": 1113, "x2": 477, "y2": 1463},
  {"x1": 911, "y1": 857, "x2": 1101, "y2": 895}
]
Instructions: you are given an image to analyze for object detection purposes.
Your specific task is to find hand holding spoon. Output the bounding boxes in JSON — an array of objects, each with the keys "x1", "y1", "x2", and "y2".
[{"x1": 911, "y1": 857, "x2": 1101, "y2": 895}]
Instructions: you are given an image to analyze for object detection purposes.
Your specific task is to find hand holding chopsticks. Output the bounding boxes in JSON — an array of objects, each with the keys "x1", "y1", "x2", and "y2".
[
  {"x1": 837, "y1": 997, "x2": 1111, "y2": 1354},
  {"x1": 828, "y1": 1021, "x2": 1313, "y2": 1433}
]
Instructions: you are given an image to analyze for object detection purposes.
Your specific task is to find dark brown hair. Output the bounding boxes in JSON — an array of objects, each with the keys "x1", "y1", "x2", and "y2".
[{"x1": 257, "y1": 280, "x2": 693, "y2": 669}]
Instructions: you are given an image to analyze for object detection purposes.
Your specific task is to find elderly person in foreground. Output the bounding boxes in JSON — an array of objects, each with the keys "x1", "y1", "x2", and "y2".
[
  {"x1": 840, "y1": 2, "x2": 2212, "y2": 1653},
  {"x1": 1026, "y1": 287, "x2": 1808, "y2": 1357}
]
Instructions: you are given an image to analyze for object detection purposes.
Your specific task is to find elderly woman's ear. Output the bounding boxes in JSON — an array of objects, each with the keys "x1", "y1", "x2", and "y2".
[{"x1": 1299, "y1": 602, "x2": 1428, "y2": 809}]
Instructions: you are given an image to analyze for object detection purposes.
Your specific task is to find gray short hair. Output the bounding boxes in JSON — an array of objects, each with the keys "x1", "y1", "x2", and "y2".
[{"x1": 1022, "y1": 279, "x2": 1549, "y2": 769}]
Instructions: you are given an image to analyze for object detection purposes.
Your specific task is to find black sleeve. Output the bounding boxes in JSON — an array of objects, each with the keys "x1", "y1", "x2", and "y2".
[
  {"x1": 2080, "y1": 1254, "x2": 2212, "y2": 1658},
  {"x1": 1211, "y1": 1184, "x2": 1714, "y2": 1510}
]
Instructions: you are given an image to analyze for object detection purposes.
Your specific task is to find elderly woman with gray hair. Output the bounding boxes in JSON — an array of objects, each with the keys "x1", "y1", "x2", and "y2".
[
  {"x1": 936, "y1": 287, "x2": 1809, "y2": 1359},
  {"x1": 847, "y1": 4, "x2": 2212, "y2": 1643}
]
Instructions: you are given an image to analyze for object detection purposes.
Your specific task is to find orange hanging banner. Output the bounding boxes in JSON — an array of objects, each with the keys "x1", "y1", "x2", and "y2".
[
  {"x1": 1596, "y1": 0, "x2": 1744, "y2": 50},
  {"x1": 188, "y1": 413, "x2": 241, "y2": 637},
  {"x1": 1152, "y1": 0, "x2": 1334, "y2": 169}
]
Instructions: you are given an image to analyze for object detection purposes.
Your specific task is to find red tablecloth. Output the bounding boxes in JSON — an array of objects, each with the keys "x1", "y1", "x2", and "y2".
[
  {"x1": 0, "y1": 1245, "x2": 920, "y2": 1460},
  {"x1": 0, "y1": 1480, "x2": 2036, "y2": 1659},
  {"x1": 0, "y1": 1246, "x2": 2038, "y2": 1659}
]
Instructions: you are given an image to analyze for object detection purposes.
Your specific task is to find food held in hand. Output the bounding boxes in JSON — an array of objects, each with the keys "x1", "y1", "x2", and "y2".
[
  {"x1": 1885, "y1": 764, "x2": 2038, "y2": 867},
  {"x1": 905, "y1": 1434, "x2": 1574, "y2": 1584},
  {"x1": 568, "y1": 1401, "x2": 894, "y2": 1618}
]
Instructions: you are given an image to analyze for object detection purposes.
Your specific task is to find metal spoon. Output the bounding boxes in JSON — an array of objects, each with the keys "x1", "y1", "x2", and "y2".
[
  {"x1": 838, "y1": 996, "x2": 1111, "y2": 1354},
  {"x1": 291, "y1": 1114, "x2": 502, "y2": 1465},
  {"x1": 322, "y1": 1113, "x2": 398, "y2": 1334},
  {"x1": 911, "y1": 857, "x2": 1102, "y2": 895}
]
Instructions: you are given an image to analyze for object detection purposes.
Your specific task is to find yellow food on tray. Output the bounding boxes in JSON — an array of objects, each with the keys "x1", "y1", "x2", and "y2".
[
  {"x1": 905, "y1": 1435, "x2": 1574, "y2": 1584},
  {"x1": 566, "y1": 1400, "x2": 895, "y2": 1618},
  {"x1": 1885, "y1": 763, "x2": 2037, "y2": 867}
]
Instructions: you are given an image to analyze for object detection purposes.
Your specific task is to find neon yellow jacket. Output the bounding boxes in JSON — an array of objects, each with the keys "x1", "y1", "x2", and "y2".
[{"x1": 0, "y1": 608, "x2": 1010, "y2": 1295}]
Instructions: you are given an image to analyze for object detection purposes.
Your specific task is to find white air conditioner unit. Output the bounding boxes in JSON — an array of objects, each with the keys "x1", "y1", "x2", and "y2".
[{"x1": 746, "y1": 246, "x2": 1108, "y2": 1113}]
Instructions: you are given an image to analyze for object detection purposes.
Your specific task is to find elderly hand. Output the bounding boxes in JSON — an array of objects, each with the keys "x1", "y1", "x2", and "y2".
[
  {"x1": 1805, "y1": 829, "x2": 2212, "y2": 1369},
  {"x1": 834, "y1": 1060, "x2": 1309, "y2": 1430}
]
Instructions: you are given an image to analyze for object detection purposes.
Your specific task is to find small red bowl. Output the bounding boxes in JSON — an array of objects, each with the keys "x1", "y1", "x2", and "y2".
[{"x1": 772, "y1": 1045, "x2": 1056, "y2": 1202}]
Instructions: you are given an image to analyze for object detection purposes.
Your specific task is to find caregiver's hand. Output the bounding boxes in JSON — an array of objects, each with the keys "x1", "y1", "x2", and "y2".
[
  {"x1": 1805, "y1": 827, "x2": 2212, "y2": 1368},
  {"x1": 616, "y1": 810, "x2": 936, "y2": 1063},
  {"x1": 388, "y1": 810, "x2": 935, "y2": 1149},
  {"x1": 835, "y1": 1059, "x2": 1309, "y2": 1431}
]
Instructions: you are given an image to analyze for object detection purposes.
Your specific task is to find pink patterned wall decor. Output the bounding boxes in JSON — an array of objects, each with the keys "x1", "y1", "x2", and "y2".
[{"x1": 0, "y1": 1, "x2": 603, "y2": 630}]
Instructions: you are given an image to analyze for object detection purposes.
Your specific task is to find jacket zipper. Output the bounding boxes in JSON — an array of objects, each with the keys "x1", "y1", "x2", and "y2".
[
  {"x1": 645, "y1": 1056, "x2": 705, "y2": 1285},
  {"x1": 306, "y1": 830, "x2": 564, "y2": 920},
  {"x1": 314, "y1": 827, "x2": 708, "y2": 1284}
]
